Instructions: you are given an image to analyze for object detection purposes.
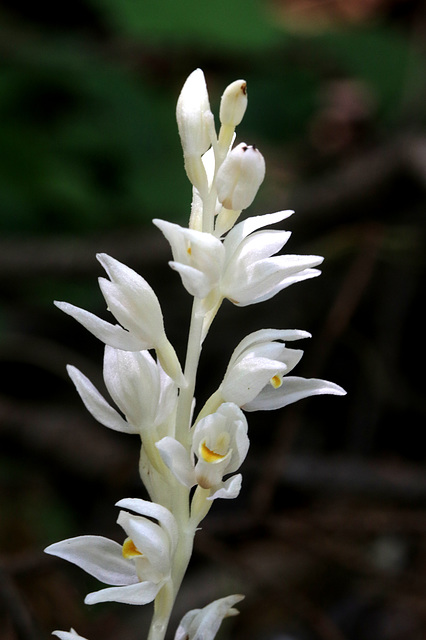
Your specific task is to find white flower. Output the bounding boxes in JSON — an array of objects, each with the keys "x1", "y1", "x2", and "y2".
[
  {"x1": 220, "y1": 329, "x2": 346, "y2": 410},
  {"x1": 216, "y1": 143, "x2": 265, "y2": 211},
  {"x1": 156, "y1": 403, "x2": 249, "y2": 500},
  {"x1": 153, "y1": 219, "x2": 225, "y2": 298},
  {"x1": 52, "y1": 630, "x2": 88, "y2": 640},
  {"x1": 154, "y1": 211, "x2": 323, "y2": 309},
  {"x1": 174, "y1": 594, "x2": 244, "y2": 640},
  {"x1": 45, "y1": 499, "x2": 177, "y2": 606},
  {"x1": 55, "y1": 253, "x2": 184, "y2": 385},
  {"x1": 191, "y1": 403, "x2": 249, "y2": 492},
  {"x1": 221, "y1": 210, "x2": 323, "y2": 306},
  {"x1": 66, "y1": 346, "x2": 177, "y2": 435}
]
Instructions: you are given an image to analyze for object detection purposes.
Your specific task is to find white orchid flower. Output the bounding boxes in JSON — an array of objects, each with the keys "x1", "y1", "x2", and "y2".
[
  {"x1": 154, "y1": 211, "x2": 322, "y2": 310},
  {"x1": 221, "y1": 210, "x2": 323, "y2": 306},
  {"x1": 153, "y1": 219, "x2": 225, "y2": 298},
  {"x1": 45, "y1": 499, "x2": 177, "y2": 606},
  {"x1": 55, "y1": 253, "x2": 184, "y2": 385},
  {"x1": 174, "y1": 594, "x2": 244, "y2": 640},
  {"x1": 156, "y1": 403, "x2": 249, "y2": 500},
  {"x1": 219, "y1": 329, "x2": 346, "y2": 411},
  {"x1": 52, "y1": 630, "x2": 88, "y2": 640},
  {"x1": 66, "y1": 346, "x2": 177, "y2": 435}
]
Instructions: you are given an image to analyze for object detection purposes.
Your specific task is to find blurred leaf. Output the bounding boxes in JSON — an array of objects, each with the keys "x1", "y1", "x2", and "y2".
[
  {"x1": 0, "y1": 40, "x2": 191, "y2": 233},
  {"x1": 313, "y1": 25, "x2": 425, "y2": 119},
  {"x1": 87, "y1": 0, "x2": 281, "y2": 51}
]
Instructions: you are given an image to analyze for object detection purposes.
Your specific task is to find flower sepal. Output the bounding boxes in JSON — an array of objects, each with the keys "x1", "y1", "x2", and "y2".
[{"x1": 174, "y1": 594, "x2": 245, "y2": 640}]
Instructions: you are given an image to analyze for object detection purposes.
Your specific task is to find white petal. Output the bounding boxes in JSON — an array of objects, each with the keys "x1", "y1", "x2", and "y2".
[
  {"x1": 176, "y1": 68, "x2": 212, "y2": 156},
  {"x1": 230, "y1": 229, "x2": 292, "y2": 264},
  {"x1": 117, "y1": 511, "x2": 170, "y2": 574},
  {"x1": 154, "y1": 219, "x2": 224, "y2": 298},
  {"x1": 236, "y1": 268, "x2": 322, "y2": 306},
  {"x1": 169, "y1": 262, "x2": 214, "y2": 298},
  {"x1": 103, "y1": 347, "x2": 159, "y2": 427},
  {"x1": 97, "y1": 253, "x2": 168, "y2": 348},
  {"x1": 209, "y1": 474, "x2": 242, "y2": 500},
  {"x1": 54, "y1": 301, "x2": 145, "y2": 350},
  {"x1": 243, "y1": 376, "x2": 347, "y2": 411},
  {"x1": 221, "y1": 356, "x2": 288, "y2": 407},
  {"x1": 66, "y1": 365, "x2": 136, "y2": 434},
  {"x1": 224, "y1": 255, "x2": 323, "y2": 306},
  {"x1": 45, "y1": 536, "x2": 137, "y2": 585},
  {"x1": 116, "y1": 498, "x2": 178, "y2": 553},
  {"x1": 52, "y1": 629, "x2": 88, "y2": 640},
  {"x1": 156, "y1": 437, "x2": 196, "y2": 489},
  {"x1": 174, "y1": 594, "x2": 244, "y2": 640},
  {"x1": 155, "y1": 364, "x2": 178, "y2": 426},
  {"x1": 85, "y1": 580, "x2": 163, "y2": 606},
  {"x1": 223, "y1": 210, "x2": 294, "y2": 259},
  {"x1": 227, "y1": 329, "x2": 311, "y2": 369}
]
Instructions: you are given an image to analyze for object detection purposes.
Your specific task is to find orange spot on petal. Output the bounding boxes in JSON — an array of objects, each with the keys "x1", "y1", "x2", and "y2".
[
  {"x1": 270, "y1": 374, "x2": 283, "y2": 389},
  {"x1": 201, "y1": 442, "x2": 226, "y2": 463},
  {"x1": 122, "y1": 537, "x2": 143, "y2": 559}
]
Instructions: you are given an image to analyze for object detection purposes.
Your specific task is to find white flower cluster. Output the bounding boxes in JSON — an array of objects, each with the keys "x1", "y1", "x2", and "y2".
[{"x1": 46, "y1": 69, "x2": 345, "y2": 640}]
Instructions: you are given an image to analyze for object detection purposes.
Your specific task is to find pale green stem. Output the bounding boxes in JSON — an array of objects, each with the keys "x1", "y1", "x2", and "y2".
[
  {"x1": 147, "y1": 581, "x2": 175, "y2": 640},
  {"x1": 175, "y1": 297, "x2": 205, "y2": 446}
]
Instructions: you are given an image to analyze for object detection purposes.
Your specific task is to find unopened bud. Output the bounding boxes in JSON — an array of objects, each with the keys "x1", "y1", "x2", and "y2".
[
  {"x1": 176, "y1": 69, "x2": 212, "y2": 157},
  {"x1": 216, "y1": 143, "x2": 265, "y2": 211},
  {"x1": 219, "y1": 80, "x2": 247, "y2": 127}
]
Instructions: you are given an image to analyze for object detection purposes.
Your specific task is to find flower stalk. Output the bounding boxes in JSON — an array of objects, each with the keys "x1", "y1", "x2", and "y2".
[{"x1": 46, "y1": 68, "x2": 346, "y2": 640}]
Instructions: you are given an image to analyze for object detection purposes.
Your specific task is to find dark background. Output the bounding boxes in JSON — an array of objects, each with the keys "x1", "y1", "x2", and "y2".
[{"x1": 1, "y1": 1, "x2": 426, "y2": 639}]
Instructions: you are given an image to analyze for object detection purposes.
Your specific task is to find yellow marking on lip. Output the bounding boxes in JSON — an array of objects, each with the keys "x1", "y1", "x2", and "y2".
[
  {"x1": 201, "y1": 442, "x2": 226, "y2": 463},
  {"x1": 122, "y1": 537, "x2": 143, "y2": 559},
  {"x1": 270, "y1": 374, "x2": 283, "y2": 389}
]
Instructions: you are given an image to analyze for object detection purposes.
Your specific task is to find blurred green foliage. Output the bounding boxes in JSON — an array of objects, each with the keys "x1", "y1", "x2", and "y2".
[{"x1": 1, "y1": 0, "x2": 424, "y2": 235}]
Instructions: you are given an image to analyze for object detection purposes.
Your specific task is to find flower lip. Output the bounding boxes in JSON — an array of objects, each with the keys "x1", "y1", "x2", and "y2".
[{"x1": 200, "y1": 440, "x2": 230, "y2": 464}]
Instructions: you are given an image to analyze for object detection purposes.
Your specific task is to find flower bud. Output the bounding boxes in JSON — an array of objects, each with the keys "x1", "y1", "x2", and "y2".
[
  {"x1": 219, "y1": 80, "x2": 247, "y2": 127},
  {"x1": 216, "y1": 143, "x2": 265, "y2": 211},
  {"x1": 176, "y1": 69, "x2": 212, "y2": 157}
]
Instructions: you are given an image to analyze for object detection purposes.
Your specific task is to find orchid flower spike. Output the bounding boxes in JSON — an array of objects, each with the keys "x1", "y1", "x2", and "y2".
[
  {"x1": 45, "y1": 68, "x2": 346, "y2": 640},
  {"x1": 45, "y1": 499, "x2": 177, "y2": 606}
]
